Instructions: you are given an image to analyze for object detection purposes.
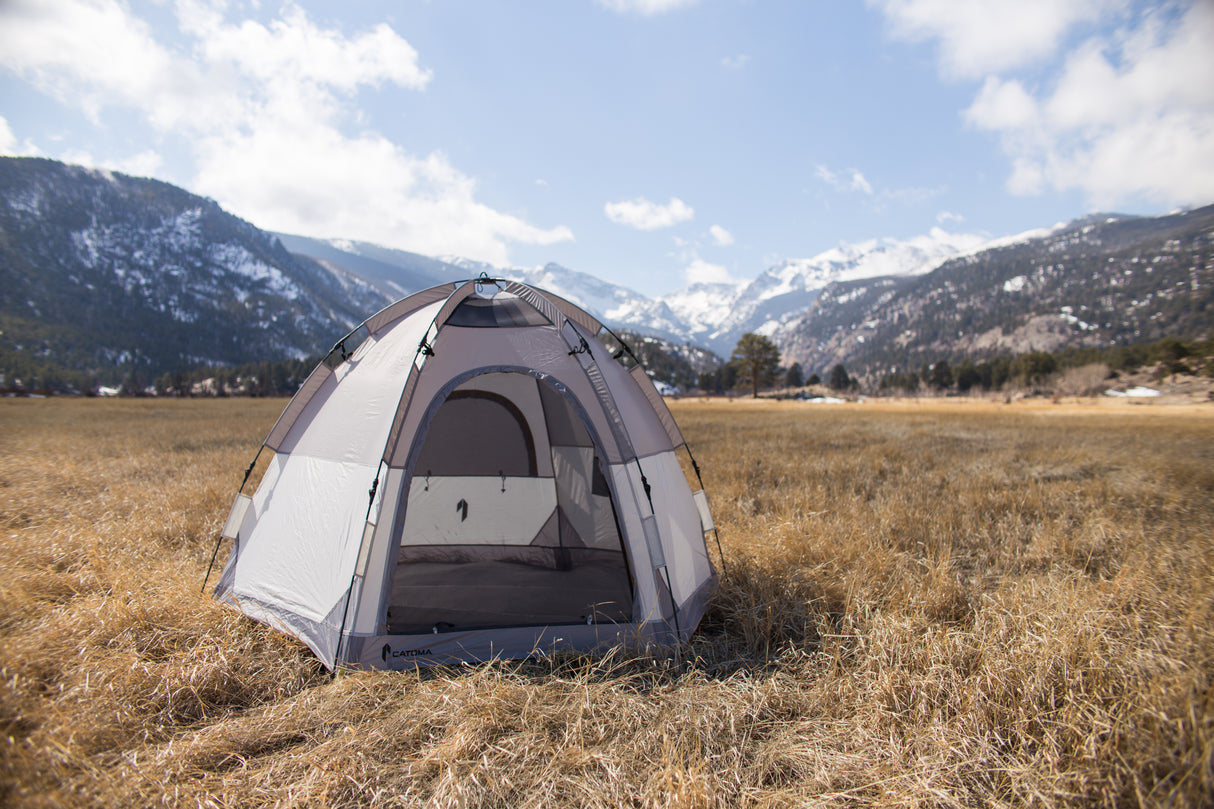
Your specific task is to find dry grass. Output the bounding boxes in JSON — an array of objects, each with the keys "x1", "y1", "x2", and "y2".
[{"x1": 1, "y1": 396, "x2": 1212, "y2": 808}]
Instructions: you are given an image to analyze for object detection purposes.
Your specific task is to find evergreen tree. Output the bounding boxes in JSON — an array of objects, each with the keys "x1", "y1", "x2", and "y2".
[
  {"x1": 785, "y1": 362, "x2": 804, "y2": 388},
  {"x1": 730, "y1": 333, "x2": 781, "y2": 398},
  {"x1": 828, "y1": 363, "x2": 851, "y2": 391},
  {"x1": 929, "y1": 359, "x2": 952, "y2": 390},
  {"x1": 954, "y1": 359, "x2": 981, "y2": 392}
]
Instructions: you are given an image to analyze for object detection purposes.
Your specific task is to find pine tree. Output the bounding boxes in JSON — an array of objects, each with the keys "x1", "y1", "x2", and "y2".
[
  {"x1": 730, "y1": 333, "x2": 781, "y2": 398},
  {"x1": 828, "y1": 363, "x2": 851, "y2": 391},
  {"x1": 785, "y1": 362, "x2": 804, "y2": 388}
]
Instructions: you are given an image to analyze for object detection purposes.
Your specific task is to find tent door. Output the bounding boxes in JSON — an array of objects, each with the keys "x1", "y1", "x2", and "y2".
[{"x1": 386, "y1": 372, "x2": 633, "y2": 634}]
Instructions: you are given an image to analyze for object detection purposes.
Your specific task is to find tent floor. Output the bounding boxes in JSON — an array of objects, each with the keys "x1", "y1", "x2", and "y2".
[{"x1": 387, "y1": 558, "x2": 633, "y2": 634}]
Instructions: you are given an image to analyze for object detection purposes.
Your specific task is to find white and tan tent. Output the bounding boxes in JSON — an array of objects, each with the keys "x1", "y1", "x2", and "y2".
[{"x1": 208, "y1": 278, "x2": 719, "y2": 669}]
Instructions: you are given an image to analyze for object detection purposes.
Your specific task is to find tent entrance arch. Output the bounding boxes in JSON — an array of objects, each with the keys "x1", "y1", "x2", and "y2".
[{"x1": 385, "y1": 370, "x2": 635, "y2": 635}]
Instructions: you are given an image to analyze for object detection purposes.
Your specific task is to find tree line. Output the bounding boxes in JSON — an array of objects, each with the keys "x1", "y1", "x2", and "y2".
[
  {"x1": 877, "y1": 335, "x2": 1214, "y2": 394},
  {"x1": 5, "y1": 330, "x2": 1210, "y2": 399},
  {"x1": 699, "y1": 332, "x2": 1213, "y2": 399}
]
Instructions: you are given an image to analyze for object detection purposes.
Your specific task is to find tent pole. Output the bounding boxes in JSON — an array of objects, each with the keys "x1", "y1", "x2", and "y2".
[
  {"x1": 201, "y1": 445, "x2": 264, "y2": 594},
  {"x1": 334, "y1": 464, "x2": 385, "y2": 667}
]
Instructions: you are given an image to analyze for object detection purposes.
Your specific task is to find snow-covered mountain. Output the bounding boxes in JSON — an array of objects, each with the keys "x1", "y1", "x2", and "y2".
[
  {"x1": 656, "y1": 228, "x2": 989, "y2": 355},
  {"x1": 277, "y1": 224, "x2": 1006, "y2": 359},
  {"x1": 0, "y1": 157, "x2": 386, "y2": 386},
  {"x1": 277, "y1": 216, "x2": 997, "y2": 359}
]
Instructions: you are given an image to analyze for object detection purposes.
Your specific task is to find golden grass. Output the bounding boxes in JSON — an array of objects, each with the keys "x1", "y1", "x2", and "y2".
[{"x1": 1, "y1": 396, "x2": 1211, "y2": 807}]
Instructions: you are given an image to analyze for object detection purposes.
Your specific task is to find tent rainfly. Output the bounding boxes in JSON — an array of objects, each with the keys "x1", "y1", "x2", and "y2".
[{"x1": 207, "y1": 278, "x2": 720, "y2": 669}]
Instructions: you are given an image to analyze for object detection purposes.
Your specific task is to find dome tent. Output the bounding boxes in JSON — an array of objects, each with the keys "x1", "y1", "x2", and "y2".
[{"x1": 208, "y1": 278, "x2": 719, "y2": 670}]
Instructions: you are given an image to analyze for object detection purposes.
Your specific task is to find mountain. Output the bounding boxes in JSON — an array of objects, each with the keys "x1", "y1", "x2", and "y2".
[
  {"x1": 3, "y1": 155, "x2": 1210, "y2": 394},
  {"x1": 272, "y1": 232, "x2": 464, "y2": 298},
  {"x1": 288, "y1": 247, "x2": 698, "y2": 346},
  {"x1": 658, "y1": 229, "x2": 989, "y2": 355},
  {"x1": 780, "y1": 206, "x2": 1214, "y2": 379},
  {"x1": 0, "y1": 157, "x2": 386, "y2": 388},
  {"x1": 296, "y1": 232, "x2": 986, "y2": 359}
]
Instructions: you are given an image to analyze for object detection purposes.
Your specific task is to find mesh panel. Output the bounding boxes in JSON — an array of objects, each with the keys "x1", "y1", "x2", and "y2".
[
  {"x1": 446, "y1": 295, "x2": 552, "y2": 328},
  {"x1": 414, "y1": 391, "x2": 536, "y2": 477}
]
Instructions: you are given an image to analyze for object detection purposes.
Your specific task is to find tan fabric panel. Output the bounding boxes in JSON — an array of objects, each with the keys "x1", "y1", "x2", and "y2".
[
  {"x1": 629, "y1": 364, "x2": 685, "y2": 447},
  {"x1": 364, "y1": 284, "x2": 458, "y2": 335},
  {"x1": 572, "y1": 321, "x2": 675, "y2": 459},
  {"x1": 503, "y1": 281, "x2": 602, "y2": 334}
]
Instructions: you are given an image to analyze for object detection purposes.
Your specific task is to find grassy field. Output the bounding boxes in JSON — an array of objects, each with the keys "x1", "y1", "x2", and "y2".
[{"x1": 1, "y1": 396, "x2": 1212, "y2": 807}]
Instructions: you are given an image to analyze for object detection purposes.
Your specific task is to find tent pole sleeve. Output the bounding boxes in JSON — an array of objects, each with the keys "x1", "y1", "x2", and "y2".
[{"x1": 202, "y1": 445, "x2": 265, "y2": 594}]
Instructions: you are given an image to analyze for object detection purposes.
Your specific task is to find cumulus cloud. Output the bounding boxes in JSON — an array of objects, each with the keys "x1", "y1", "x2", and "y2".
[
  {"x1": 0, "y1": 0, "x2": 571, "y2": 263},
  {"x1": 963, "y1": 2, "x2": 1214, "y2": 206},
  {"x1": 871, "y1": 0, "x2": 1120, "y2": 79},
  {"x1": 936, "y1": 210, "x2": 964, "y2": 225},
  {"x1": 598, "y1": 0, "x2": 700, "y2": 15},
  {"x1": 709, "y1": 224, "x2": 734, "y2": 246},
  {"x1": 605, "y1": 196, "x2": 695, "y2": 230},
  {"x1": 683, "y1": 257, "x2": 733, "y2": 285}
]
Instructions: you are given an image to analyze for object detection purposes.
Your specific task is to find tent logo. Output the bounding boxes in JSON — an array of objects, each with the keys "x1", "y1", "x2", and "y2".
[{"x1": 382, "y1": 643, "x2": 433, "y2": 661}]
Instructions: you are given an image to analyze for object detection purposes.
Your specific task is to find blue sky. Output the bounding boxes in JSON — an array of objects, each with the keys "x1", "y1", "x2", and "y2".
[{"x1": 2, "y1": 0, "x2": 1212, "y2": 296}]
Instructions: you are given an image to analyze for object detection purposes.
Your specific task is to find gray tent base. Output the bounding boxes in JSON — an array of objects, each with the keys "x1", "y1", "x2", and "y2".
[{"x1": 349, "y1": 575, "x2": 716, "y2": 670}]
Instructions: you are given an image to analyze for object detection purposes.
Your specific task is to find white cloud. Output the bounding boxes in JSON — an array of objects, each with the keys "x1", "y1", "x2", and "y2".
[
  {"x1": 112, "y1": 149, "x2": 164, "y2": 178},
  {"x1": 598, "y1": 0, "x2": 700, "y2": 16},
  {"x1": 872, "y1": 0, "x2": 1121, "y2": 79},
  {"x1": 850, "y1": 170, "x2": 873, "y2": 195},
  {"x1": 683, "y1": 257, "x2": 733, "y2": 285},
  {"x1": 936, "y1": 210, "x2": 964, "y2": 225},
  {"x1": 0, "y1": 0, "x2": 571, "y2": 264},
  {"x1": 965, "y1": 77, "x2": 1040, "y2": 130},
  {"x1": 815, "y1": 164, "x2": 875, "y2": 195},
  {"x1": 0, "y1": 116, "x2": 43, "y2": 158},
  {"x1": 0, "y1": 116, "x2": 15, "y2": 153},
  {"x1": 721, "y1": 54, "x2": 750, "y2": 70},
  {"x1": 52, "y1": 146, "x2": 164, "y2": 179},
  {"x1": 195, "y1": 122, "x2": 572, "y2": 263},
  {"x1": 964, "y1": 2, "x2": 1214, "y2": 207},
  {"x1": 709, "y1": 224, "x2": 734, "y2": 246},
  {"x1": 605, "y1": 196, "x2": 694, "y2": 230},
  {"x1": 182, "y1": 3, "x2": 431, "y2": 93}
]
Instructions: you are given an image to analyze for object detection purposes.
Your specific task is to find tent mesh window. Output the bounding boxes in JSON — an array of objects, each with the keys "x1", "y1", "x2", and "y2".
[{"x1": 387, "y1": 373, "x2": 634, "y2": 634}]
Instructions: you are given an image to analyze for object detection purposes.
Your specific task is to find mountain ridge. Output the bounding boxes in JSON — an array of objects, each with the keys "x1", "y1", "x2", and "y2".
[{"x1": 2, "y1": 156, "x2": 1211, "y2": 391}]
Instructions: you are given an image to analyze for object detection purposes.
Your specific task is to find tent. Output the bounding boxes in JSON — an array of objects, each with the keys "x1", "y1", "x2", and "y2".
[{"x1": 208, "y1": 278, "x2": 720, "y2": 669}]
